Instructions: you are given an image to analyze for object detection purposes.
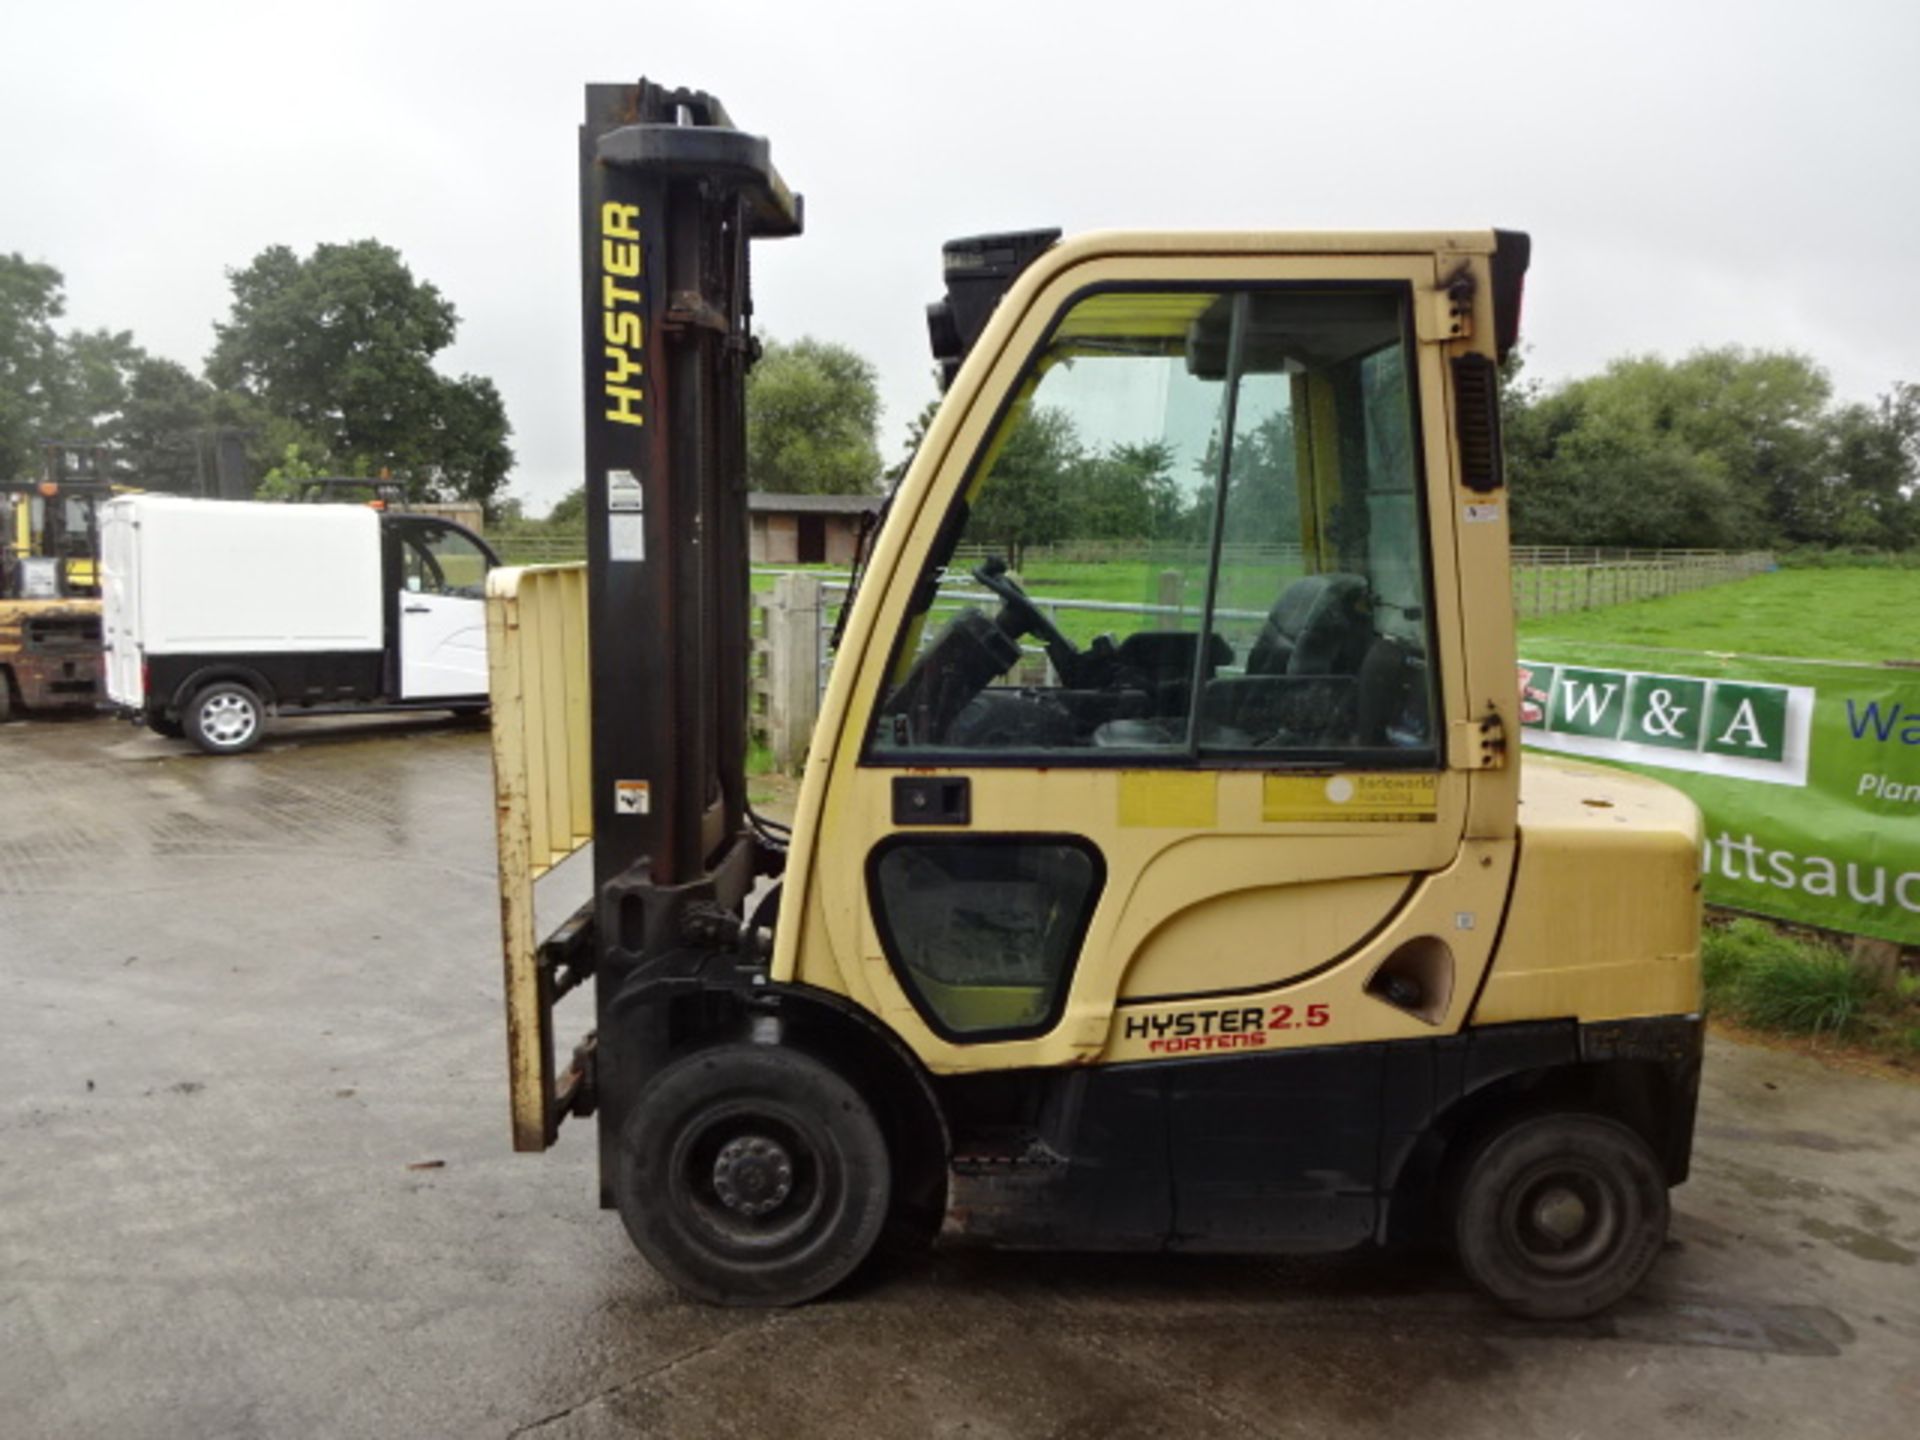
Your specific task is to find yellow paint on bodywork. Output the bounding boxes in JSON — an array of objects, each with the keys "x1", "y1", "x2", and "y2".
[
  {"x1": 1118, "y1": 771, "x2": 1217, "y2": 828},
  {"x1": 1117, "y1": 871, "x2": 1412, "y2": 998},
  {"x1": 1475, "y1": 753, "x2": 1705, "y2": 1025}
]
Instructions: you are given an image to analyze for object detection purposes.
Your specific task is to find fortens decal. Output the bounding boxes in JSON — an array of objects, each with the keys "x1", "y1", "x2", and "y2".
[{"x1": 1121, "y1": 1002, "x2": 1331, "y2": 1055}]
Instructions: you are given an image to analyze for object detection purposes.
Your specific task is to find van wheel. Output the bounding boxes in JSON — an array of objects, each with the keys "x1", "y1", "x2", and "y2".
[
  {"x1": 1453, "y1": 1112, "x2": 1668, "y2": 1320},
  {"x1": 0, "y1": 672, "x2": 13, "y2": 723},
  {"x1": 185, "y1": 682, "x2": 266, "y2": 756},
  {"x1": 614, "y1": 1044, "x2": 891, "y2": 1307}
]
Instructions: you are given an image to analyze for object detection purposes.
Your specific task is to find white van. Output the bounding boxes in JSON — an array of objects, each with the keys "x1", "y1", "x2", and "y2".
[{"x1": 101, "y1": 496, "x2": 500, "y2": 754}]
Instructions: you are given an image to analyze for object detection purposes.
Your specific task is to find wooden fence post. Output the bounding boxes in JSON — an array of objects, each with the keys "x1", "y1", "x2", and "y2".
[
  {"x1": 1158, "y1": 568, "x2": 1183, "y2": 624},
  {"x1": 1850, "y1": 936, "x2": 1902, "y2": 992},
  {"x1": 766, "y1": 572, "x2": 822, "y2": 772}
]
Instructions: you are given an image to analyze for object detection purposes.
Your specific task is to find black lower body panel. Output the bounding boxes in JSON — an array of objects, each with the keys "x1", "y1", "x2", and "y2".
[
  {"x1": 935, "y1": 1014, "x2": 1705, "y2": 1255},
  {"x1": 147, "y1": 650, "x2": 384, "y2": 714}
]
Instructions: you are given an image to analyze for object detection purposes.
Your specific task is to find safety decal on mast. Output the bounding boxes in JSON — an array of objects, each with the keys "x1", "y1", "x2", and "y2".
[{"x1": 607, "y1": 469, "x2": 645, "y2": 562}]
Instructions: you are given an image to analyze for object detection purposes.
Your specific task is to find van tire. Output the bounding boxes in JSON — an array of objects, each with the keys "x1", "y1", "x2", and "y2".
[
  {"x1": 1453, "y1": 1112, "x2": 1668, "y2": 1320},
  {"x1": 613, "y1": 1043, "x2": 892, "y2": 1307},
  {"x1": 0, "y1": 671, "x2": 13, "y2": 723},
  {"x1": 185, "y1": 681, "x2": 266, "y2": 756}
]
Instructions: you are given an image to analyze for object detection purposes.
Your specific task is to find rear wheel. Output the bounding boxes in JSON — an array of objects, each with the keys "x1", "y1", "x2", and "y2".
[
  {"x1": 0, "y1": 671, "x2": 13, "y2": 723},
  {"x1": 1453, "y1": 1112, "x2": 1668, "y2": 1320},
  {"x1": 614, "y1": 1043, "x2": 891, "y2": 1307},
  {"x1": 185, "y1": 681, "x2": 266, "y2": 756}
]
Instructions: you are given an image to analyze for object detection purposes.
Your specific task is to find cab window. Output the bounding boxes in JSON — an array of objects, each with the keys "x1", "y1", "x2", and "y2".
[
  {"x1": 867, "y1": 286, "x2": 1438, "y2": 766},
  {"x1": 400, "y1": 523, "x2": 491, "y2": 598}
]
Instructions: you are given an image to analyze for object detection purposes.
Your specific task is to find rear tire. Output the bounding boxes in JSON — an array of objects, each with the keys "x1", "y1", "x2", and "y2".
[
  {"x1": 613, "y1": 1043, "x2": 892, "y2": 1307},
  {"x1": 0, "y1": 671, "x2": 13, "y2": 723},
  {"x1": 1453, "y1": 1112, "x2": 1668, "y2": 1320},
  {"x1": 185, "y1": 681, "x2": 266, "y2": 756}
]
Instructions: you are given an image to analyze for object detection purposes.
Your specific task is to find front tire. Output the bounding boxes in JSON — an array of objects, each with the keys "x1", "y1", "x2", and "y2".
[
  {"x1": 185, "y1": 681, "x2": 266, "y2": 756},
  {"x1": 1453, "y1": 1112, "x2": 1669, "y2": 1320},
  {"x1": 613, "y1": 1044, "x2": 892, "y2": 1307}
]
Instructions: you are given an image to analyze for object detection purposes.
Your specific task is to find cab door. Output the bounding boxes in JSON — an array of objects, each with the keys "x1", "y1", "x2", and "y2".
[
  {"x1": 392, "y1": 517, "x2": 497, "y2": 699},
  {"x1": 782, "y1": 242, "x2": 1519, "y2": 1145}
]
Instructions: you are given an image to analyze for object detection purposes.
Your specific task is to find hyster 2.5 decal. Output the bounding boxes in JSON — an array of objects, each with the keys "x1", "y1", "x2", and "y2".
[{"x1": 1122, "y1": 1003, "x2": 1331, "y2": 1055}]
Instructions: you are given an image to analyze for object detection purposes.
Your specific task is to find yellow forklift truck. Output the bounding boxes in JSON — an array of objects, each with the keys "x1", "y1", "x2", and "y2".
[
  {"x1": 0, "y1": 444, "x2": 111, "y2": 720},
  {"x1": 486, "y1": 82, "x2": 1704, "y2": 1320}
]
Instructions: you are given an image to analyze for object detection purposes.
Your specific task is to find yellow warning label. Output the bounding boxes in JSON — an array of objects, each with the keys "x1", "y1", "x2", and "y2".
[
  {"x1": 1262, "y1": 772, "x2": 1438, "y2": 823},
  {"x1": 1118, "y1": 771, "x2": 1217, "y2": 828}
]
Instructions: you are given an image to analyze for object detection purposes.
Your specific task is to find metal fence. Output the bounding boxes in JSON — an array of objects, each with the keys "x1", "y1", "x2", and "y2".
[
  {"x1": 1508, "y1": 548, "x2": 1773, "y2": 618},
  {"x1": 491, "y1": 531, "x2": 588, "y2": 566}
]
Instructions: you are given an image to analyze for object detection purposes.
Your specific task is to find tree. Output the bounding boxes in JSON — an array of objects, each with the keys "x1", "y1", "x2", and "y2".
[
  {"x1": 746, "y1": 337, "x2": 881, "y2": 494},
  {"x1": 0, "y1": 254, "x2": 66, "y2": 480},
  {"x1": 3, "y1": 256, "x2": 223, "y2": 491},
  {"x1": 1064, "y1": 440, "x2": 1179, "y2": 540},
  {"x1": 887, "y1": 394, "x2": 941, "y2": 484},
  {"x1": 207, "y1": 240, "x2": 514, "y2": 510},
  {"x1": 113, "y1": 357, "x2": 215, "y2": 492},
  {"x1": 1820, "y1": 384, "x2": 1920, "y2": 549},
  {"x1": 967, "y1": 406, "x2": 1081, "y2": 569},
  {"x1": 41, "y1": 327, "x2": 144, "y2": 445},
  {"x1": 1503, "y1": 348, "x2": 1827, "y2": 549}
]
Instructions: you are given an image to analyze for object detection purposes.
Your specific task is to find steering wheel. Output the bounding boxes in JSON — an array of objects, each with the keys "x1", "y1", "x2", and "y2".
[{"x1": 971, "y1": 556, "x2": 1081, "y2": 682}]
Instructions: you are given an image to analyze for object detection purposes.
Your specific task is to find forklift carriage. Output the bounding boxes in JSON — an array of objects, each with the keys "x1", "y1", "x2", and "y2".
[{"x1": 486, "y1": 80, "x2": 1705, "y2": 1318}]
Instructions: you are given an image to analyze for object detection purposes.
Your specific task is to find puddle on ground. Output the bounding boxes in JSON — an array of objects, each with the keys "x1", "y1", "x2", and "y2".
[
  {"x1": 1696, "y1": 1123, "x2": 1873, "y2": 1155},
  {"x1": 1798, "y1": 1216, "x2": 1918, "y2": 1266}
]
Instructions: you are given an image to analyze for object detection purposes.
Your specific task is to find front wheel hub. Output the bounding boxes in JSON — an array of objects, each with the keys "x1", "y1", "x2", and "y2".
[
  {"x1": 711, "y1": 1135, "x2": 794, "y2": 1217},
  {"x1": 1531, "y1": 1185, "x2": 1590, "y2": 1243}
]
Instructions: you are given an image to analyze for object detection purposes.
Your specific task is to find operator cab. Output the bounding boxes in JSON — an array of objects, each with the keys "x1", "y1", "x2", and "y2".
[{"x1": 873, "y1": 285, "x2": 1433, "y2": 766}]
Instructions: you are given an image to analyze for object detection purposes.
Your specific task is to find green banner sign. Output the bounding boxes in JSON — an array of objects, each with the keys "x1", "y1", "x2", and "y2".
[{"x1": 1520, "y1": 649, "x2": 1920, "y2": 945}]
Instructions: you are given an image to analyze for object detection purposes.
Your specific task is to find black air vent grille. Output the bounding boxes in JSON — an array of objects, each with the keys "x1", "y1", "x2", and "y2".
[{"x1": 1452, "y1": 354, "x2": 1504, "y2": 494}]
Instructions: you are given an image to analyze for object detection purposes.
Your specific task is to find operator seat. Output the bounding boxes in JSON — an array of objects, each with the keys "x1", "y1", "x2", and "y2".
[
  {"x1": 1189, "y1": 573, "x2": 1374, "y2": 746},
  {"x1": 1244, "y1": 573, "x2": 1373, "y2": 678}
]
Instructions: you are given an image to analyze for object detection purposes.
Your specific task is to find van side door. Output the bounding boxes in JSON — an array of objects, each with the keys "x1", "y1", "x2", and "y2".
[{"x1": 390, "y1": 516, "x2": 498, "y2": 700}]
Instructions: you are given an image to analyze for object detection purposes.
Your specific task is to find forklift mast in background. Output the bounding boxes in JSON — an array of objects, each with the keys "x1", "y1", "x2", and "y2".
[{"x1": 575, "y1": 82, "x2": 802, "y2": 1139}]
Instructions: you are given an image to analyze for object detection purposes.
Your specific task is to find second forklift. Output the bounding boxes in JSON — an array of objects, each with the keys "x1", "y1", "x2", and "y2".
[
  {"x1": 0, "y1": 443, "x2": 112, "y2": 720},
  {"x1": 486, "y1": 81, "x2": 1705, "y2": 1320}
]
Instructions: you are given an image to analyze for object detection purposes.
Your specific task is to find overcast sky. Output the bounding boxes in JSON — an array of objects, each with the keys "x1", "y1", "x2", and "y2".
[{"x1": 4, "y1": 0, "x2": 1915, "y2": 513}]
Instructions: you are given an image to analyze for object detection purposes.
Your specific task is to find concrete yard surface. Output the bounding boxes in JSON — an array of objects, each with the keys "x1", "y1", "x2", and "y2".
[{"x1": 2, "y1": 713, "x2": 1917, "y2": 1439}]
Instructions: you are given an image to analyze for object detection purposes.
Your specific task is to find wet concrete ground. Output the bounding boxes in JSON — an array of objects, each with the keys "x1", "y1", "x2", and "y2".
[{"x1": 2, "y1": 711, "x2": 1918, "y2": 1439}]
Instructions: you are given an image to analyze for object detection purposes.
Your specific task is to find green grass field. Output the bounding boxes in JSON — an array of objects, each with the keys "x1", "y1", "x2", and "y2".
[
  {"x1": 1519, "y1": 568, "x2": 1920, "y2": 663},
  {"x1": 758, "y1": 561, "x2": 1920, "y2": 666}
]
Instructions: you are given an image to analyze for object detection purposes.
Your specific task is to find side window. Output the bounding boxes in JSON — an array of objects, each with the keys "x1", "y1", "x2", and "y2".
[
  {"x1": 401, "y1": 524, "x2": 490, "y2": 598},
  {"x1": 870, "y1": 837, "x2": 1103, "y2": 1038},
  {"x1": 1201, "y1": 293, "x2": 1436, "y2": 758},
  {"x1": 869, "y1": 286, "x2": 1437, "y2": 765}
]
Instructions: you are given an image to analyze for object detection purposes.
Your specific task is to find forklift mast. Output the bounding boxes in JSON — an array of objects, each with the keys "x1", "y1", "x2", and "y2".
[{"x1": 574, "y1": 82, "x2": 802, "y2": 1145}]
